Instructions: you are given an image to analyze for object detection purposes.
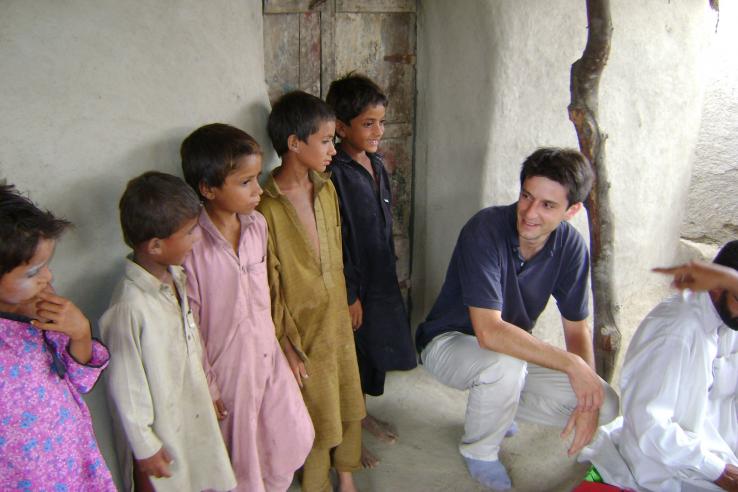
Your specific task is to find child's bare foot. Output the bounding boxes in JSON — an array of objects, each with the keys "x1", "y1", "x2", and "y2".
[
  {"x1": 361, "y1": 444, "x2": 379, "y2": 468},
  {"x1": 362, "y1": 414, "x2": 398, "y2": 443},
  {"x1": 337, "y1": 470, "x2": 359, "y2": 492}
]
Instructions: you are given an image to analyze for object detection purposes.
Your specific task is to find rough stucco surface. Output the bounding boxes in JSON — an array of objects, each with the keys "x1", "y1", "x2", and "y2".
[
  {"x1": 414, "y1": 1, "x2": 592, "y2": 351},
  {"x1": 0, "y1": 0, "x2": 722, "y2": 490},
  {"x1": 596, "y1": 1, "x2": 714, "y2": 381},
  {"x1": 414, "y1": 0, "x2": 713, "y2": 371},
  {"x1": 682, "y1": 1, "x2": 738, "y2": 245},
  {"x1": 0, "y1": 1, "x2": 270, "y2": 486}
]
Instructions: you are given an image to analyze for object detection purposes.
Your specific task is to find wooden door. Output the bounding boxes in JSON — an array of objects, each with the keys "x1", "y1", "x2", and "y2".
[{"x1": 263, "y1": 0, "x2": 416, "y2": 303}]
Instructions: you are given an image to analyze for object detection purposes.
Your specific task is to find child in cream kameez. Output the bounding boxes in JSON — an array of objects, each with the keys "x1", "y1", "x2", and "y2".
[{"x1": 100, "y1": 172, "x2": 235, "y2": 492}]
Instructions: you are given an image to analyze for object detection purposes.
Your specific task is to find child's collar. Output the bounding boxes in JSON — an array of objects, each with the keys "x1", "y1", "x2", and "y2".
[
  {"x1": 124, "y1": 255, "x2": 185, "y2": 295},
  {"x1": 198, "y1": 207, "x2": 257, "y2": 246},
  {"x1": 262, "y1": 168, "x2": 331, "y2": 199},
  {"x1": 334, "y1": 146, "x2": 383, "y2": 165},
  {"x1": 0, "y1": 310, "x2": 32, "y2": 323}
]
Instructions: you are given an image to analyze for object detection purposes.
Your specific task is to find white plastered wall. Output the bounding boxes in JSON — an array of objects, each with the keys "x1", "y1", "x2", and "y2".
[
  {"x1": 414, "y1": 0, "x2": 715, "y2": 374},
  {"x1": 0, "y1": 0, "x2": 724, "y2": 485},
  {"x1": 0, "y1": 1, "x2": 271, "y2": 486},
  {"x1": 682, "y1": 1, "x2": 738, "y2": 246}
]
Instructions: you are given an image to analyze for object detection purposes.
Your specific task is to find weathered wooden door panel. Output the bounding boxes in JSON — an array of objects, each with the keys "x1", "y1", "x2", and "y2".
[
  {"x1": 263, "y1": 14, "x2": 300, "y2": 102},
  {"x1": 333, "y1": 13, "x2": 415, "y2": 123},
  {"x1": 263, "y1": 0, "x2": 416, "y2": 299},
  {"x1": 336, "y1": 0, "x2": 415, "y2": 13},
  {"x1": 263, "y1": 12, "x2": 321, "y2": 101},
  {"x1": 263, "y1": 0, "x2": 316, "y2": 14}
]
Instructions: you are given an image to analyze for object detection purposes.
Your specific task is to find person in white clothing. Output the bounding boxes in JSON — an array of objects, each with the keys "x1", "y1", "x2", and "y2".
[{"x1": 581, "y1": 241, "x2": 738, "y2": 492}]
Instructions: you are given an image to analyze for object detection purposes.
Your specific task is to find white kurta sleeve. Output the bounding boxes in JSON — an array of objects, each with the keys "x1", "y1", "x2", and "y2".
[
  {"x1": 99, "y1": 303, "x2": 163, "y2": 460},
  {"x1": 620, "y1": 322, "x2": 726, "y2": 483}
]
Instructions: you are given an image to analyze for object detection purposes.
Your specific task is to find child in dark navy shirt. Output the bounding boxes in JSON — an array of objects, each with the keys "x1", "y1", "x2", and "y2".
[{"x1": 326, "y1": 73, "x2": 417, "y2": 468}]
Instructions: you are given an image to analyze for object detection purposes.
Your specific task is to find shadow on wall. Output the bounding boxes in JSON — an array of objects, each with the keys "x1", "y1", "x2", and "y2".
[
  {"x1": 60, "y1": 110, "x2": 275, "y2": 325},
  {"x1": 241, "y1": 100, "x2": 279, "y2": 172},
  {"x1": 413, "y1": 2, "x2": 501, "y2": 325},
  {"x1": 55, "y1": 129, "x2": 185, "y2": 323},
  {"x1": 60, "y1": 129, "x2": 204, "y2": 490}
]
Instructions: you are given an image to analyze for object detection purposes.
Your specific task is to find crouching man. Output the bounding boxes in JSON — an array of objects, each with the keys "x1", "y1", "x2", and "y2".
[{"x1": 416, "y1": 148, "x2": 619, "y2": 490}]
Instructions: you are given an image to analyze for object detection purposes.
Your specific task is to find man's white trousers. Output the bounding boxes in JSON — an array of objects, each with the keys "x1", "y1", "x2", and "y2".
[{"x1": 421, "y1": 331, "x2": 619, "y2": 461}]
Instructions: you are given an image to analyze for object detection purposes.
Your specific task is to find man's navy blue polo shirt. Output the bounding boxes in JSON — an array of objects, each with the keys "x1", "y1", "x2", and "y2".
[{"x1": 415, "y1": 203, "x2": 590, "y2": 351}]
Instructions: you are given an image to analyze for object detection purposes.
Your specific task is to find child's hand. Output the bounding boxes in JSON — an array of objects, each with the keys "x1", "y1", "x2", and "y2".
[
  {"x1": 31, "y1": 290, "x2": 92, "y2": 363},
  {"x1": 348, "y1": 299, "x2": 363, "y2": 331},
  {"x1": 31, "y1": 290, "x2": 91, "y2": 342},
  {"x1": 14, "y1": 284, "x2": 55, "y2": 320},
  {"x1": 213, "y1": 399, "x2": 228, "y2": 420},
  {"x1": 284, "y1": 341, "x2": 308, "y2": 388},
  {"x1": 136, "y1": 446, "x2": 173, "y2": 478}
]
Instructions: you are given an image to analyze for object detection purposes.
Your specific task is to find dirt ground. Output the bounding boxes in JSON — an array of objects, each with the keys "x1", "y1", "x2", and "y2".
[{"x1": 289, "y1": 367, "x2": 589, "y2": 492}]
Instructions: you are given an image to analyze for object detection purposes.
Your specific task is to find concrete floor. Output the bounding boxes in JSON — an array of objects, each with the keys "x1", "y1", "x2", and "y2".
[{"x1": 289, "y1": 367, "x2": 588, "y2": 492}]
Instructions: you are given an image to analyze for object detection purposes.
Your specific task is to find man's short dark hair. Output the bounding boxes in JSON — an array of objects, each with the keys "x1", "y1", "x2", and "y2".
[
  {"x1": 267, "y1": 91, "x2": 335, "y2": 157},
  {"x1": 119, "y1": 171, "x2": 201, "y2": 248},
  {"x1": 714, "y1": 241, "x2": 738, "y2": 272},
  {"x1": 519, "y1": 147, "x2": 594, "y2": 206},
  {"x1": 0, "y1": 184, "x2": 70, "y2": 276},
  {"x1": 181, "y1": 123, "x2": 262, "y2": 201},
  {"x1": 325, "y1": 72, "x2": 388, "y2": 124}
]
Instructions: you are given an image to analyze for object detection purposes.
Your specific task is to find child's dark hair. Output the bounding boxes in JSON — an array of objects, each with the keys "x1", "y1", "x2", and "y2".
[
  {"x1": 0, "y1": 184, "x2": 71, "y2": 276},
  {"x1": 119, "y1": 171, "x2": 201, "y2": 248},
  {"x1": 267, "y1": 91, "x2": 335, "y2": 157},
  {"x1": 519, "y1": 148, "x2": 594, "y2": 206},
  {"x1": 325, "y1": 72, "x2": 388, "y2": 124},
  {"x1": 181, "y1": 123, "x2": 262, "y2": 201}
]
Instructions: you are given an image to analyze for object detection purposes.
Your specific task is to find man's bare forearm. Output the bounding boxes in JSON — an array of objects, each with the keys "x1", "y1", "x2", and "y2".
[
  {"x1": 563, "y1": 318, "x2": 595, "y2": 370},
  {"x1": 470, "y1": 306, "x2": 603, "y2": 412},
  {"x1": 469, "y1": 307, "x2": 578, "y2": 373}
]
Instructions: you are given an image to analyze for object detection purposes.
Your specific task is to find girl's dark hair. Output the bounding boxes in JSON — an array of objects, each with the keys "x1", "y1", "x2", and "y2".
[
  {"x1": 181, "y1": 123, "x2": 262, "y2": 201},
  {"x1": 267, "y1": 91, "x2": 335, "y2": 157},
  {"x1": 0, "y1": 185, "x2": 70, "y2": 275}
]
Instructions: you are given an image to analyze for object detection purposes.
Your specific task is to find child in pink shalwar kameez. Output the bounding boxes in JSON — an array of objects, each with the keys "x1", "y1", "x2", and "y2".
[{"x1": 181, "y1": 124, "x2": 314, "y2": 492}]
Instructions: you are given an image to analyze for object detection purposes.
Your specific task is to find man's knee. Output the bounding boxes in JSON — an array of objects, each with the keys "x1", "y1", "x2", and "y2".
[
  {"x1": 474, "y1": 354, "x2": 526, "y2": 395},
  {"x1": 598, "y1": 383, "x2": 620, "y2": 425},
  {"x1": 422, "y1": 334, "x2": 526, "y2": 394}
]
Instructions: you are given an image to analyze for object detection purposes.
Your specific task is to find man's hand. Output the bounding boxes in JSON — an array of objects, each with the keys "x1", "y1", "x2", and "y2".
[
  {"x1": 213, "y1": 399, "x2": 228, "y2": 420},
  {"x1": 561, "y1": 408, "x2": 599, "y2": 456},
  {"x1": 470, "y1": 308, "x2": 604, "y2": 413},
  {"x1": 348, "y1": 299, "x2": 363, "y2": 331},
  {"x1": 715, "y1": 464, "x2": 738, "y2": 491},
  {"x1": 136, "y1": 447, "x2": 173, "y2": 478},
  {"x1": 565, "y1": 354, "x2": 604, "y2": 413},
  {"x1": 283, "y1": 340, "x2": 308, "y2": 388},
  {"x1": 653, "y1": 261, "x2": 738, "y2": 294}
]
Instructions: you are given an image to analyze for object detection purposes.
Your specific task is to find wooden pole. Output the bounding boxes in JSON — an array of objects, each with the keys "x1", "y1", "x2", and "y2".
[{"x1": 568, "y1": 0, "x2": 619, "y2": 381}]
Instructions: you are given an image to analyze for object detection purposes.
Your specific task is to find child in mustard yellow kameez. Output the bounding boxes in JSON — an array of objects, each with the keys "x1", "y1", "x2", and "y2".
[{"x1": 257, "y1": 91, "x2": 365, "y2": 492}]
